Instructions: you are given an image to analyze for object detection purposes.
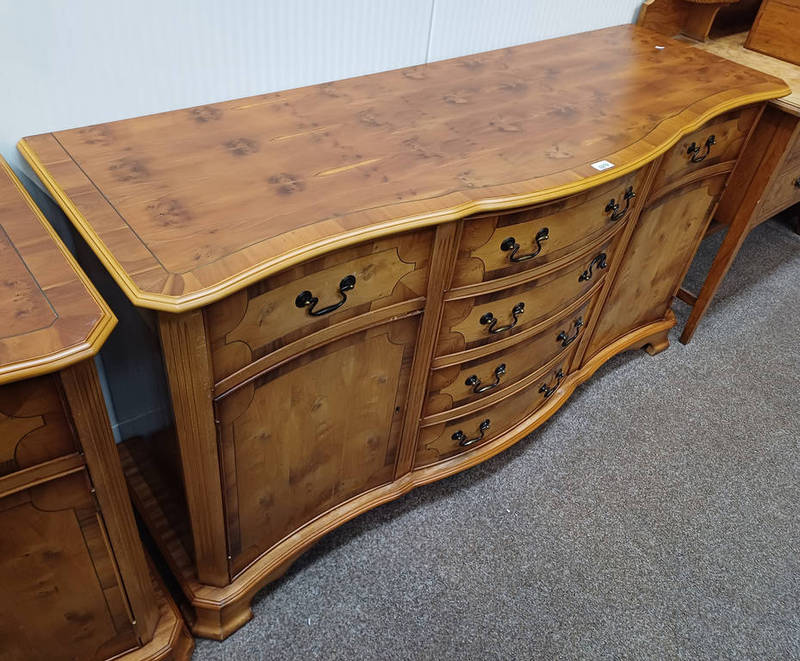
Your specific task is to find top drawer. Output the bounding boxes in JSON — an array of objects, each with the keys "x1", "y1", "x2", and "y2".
[
  {"x1": 207, "y1": 229, "x2": 434, "y2": 381},
  {"x1": 651, "y1": 106, "x2": 759, "y2": 193},
  {"x1": 451, "y1": 170, "x2": 643, "y2": 288},
  {"x1": 0, "y1": 375, "x2": 78, "y2": 477}
]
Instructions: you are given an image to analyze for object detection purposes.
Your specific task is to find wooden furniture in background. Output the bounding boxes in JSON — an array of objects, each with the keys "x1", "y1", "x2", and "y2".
[
  {"x1": 0, "y1": 157, "x2": 193, "y2": 661},
  {"x1": 746, "y1": 0, "x2": 800, "y2": 65},
  {"x1": 19, "y1": 25, "x2": 789, "y2": 639},
  {"x1": 639, "y1": 0, "x2": 800, "y2": 343},
  {"x1": 638, "y1": 0, "x2": 742, "y2": 40}
]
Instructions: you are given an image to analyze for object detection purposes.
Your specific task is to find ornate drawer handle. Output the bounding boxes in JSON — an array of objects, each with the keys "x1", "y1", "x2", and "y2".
[
  {"x1": 465, "y1": 364, "x2": 506, "y2": 394},
  {"x1": 578, "y1": 253, "x2": 607, "y2": 282},
  {"x1": 500, "y1": 227, "x2": 549, "y2": 262},
  {"x1": 452, "y1": 419, "x2": 491, "y2": 447},
  {"x1": 687, "y1": 134, "x2": 716, "y2": 163},
  {"x1": 556, "y1": 317, "x2": 584, "y2": 348},
  {"x1": 480, "y1": 302, "x2": 525, "y2": 334},
  {"x1": 539, "y1": 368, "x2": 564, "y2": 399},
  {"x1": 295, "y1": 274, "x2": 356, "y2": 316},
  {"x1": 793, "y1": 177, "x2": 800, "y2": 189},
  {"x1": 605, "y1": 186, "x2": 636, "y2": 222}
]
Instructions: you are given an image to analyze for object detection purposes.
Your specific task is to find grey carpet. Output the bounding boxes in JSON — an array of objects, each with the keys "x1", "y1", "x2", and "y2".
[{"x1": 194, "y1": 213, "x2": 800, "y2": 661}]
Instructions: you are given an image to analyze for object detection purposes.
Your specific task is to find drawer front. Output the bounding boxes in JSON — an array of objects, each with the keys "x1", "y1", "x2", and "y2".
[
  {"x1": 783, "y1": 126, "x2": 800, "y2": 170},
  {"x1": 760, "y1": 161, "x2": 800, "y2": 220},
  {"x1": 0, "y1": 470, "x2": 138, "y2": 661},
  {"x1": 0, "y1": 375, "x2": 78, "y2": 478},
  {"x1": 424, "y1": 297, "x2": 593, "y2": 417},
  {"x1": 415, "y1": 354, "x2": 574, "y2": 468},
  {"x1": 436, "y1": 239, "x2": 614, "y2": 357},
  {"x1": 207, "y1": 229, "x2": 433, "y2": 381},
  {"x1": 452, "y1": 170, "x2": 642, "y2": 287},
  {"x1": 651, "y1": 107, "x2": 757, "y2": 193},
  {"x1": 215, "y1": 316, "x2": 418, "y2": 577}
]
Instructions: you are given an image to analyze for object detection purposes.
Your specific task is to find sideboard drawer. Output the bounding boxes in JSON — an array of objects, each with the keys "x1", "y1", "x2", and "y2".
[
  {"x1": 207, "y1": 229, "x2": 433, "y2": 381},
  {"x1": 452, "y1": 170, "x2": 642, "y2": 288},
  {"x1": 436, "y1": 240, "x2": 614, "y2": 357},
  {"x1": 424, "y1": 297, "x2": 593, "y2": 418},
  {"x1": 415, "y1": 355, "x2": 574, "y2": 468},
  {"x1": 651, "y1": 106, "x2": 758, "y2": 193},
  {"x1": 0, "y1": 375, "x2": 78, "y2": 477},
  {"x1": 760, "y1": 160, "x2": 800, "y2": 220}
]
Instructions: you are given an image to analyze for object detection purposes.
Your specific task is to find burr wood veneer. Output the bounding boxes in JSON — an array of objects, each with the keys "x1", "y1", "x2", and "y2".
[
  {"x1": 0, "y1": 157, "x2": 193, "y2": 660},
  {"x1": 19, "y1": 25, "x2": 789, "y2": 639}
]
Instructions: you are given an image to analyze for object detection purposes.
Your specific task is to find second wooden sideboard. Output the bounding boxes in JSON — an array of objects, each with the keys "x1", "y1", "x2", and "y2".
[{"x1": 19, "y1": 25, "x2": 789, "y2": 639}]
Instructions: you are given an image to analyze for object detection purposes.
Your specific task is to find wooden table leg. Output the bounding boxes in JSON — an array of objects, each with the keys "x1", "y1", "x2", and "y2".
[
  {"x1": 679, "y1": 222, "x2": 751, "y2": 344},
  {"x1": 679, "y1": 105, "x2": 796, "y2": 344}
]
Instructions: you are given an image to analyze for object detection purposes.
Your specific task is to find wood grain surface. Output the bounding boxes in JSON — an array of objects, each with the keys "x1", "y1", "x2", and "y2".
[
  {"x1": 19, "y1": 25, "x2": 789, "y2": 312},
  {"x1": 0, "y1": 157, "x2": 115, "y2": 385},
  {"x1": 692, "y1": 31, "x2": 800, "y2": 115}
]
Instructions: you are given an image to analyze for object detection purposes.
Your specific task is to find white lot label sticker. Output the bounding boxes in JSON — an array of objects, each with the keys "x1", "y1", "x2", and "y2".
[{"x1": 591, "y1": 160, "x2": 615, "y2": 171}]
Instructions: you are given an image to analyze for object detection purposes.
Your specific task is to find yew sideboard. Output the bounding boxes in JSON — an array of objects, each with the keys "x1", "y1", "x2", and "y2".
[
  {"x1": 19, "y1": 25, "x2": 789, "y2": 639},
  {"x1": 0, "y1": 157, "x2": 193, "y2": 660}
]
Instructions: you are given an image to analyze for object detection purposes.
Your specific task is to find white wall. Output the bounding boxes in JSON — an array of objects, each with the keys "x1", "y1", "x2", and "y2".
[{"x1": 1, "y1": 0, "x2": 642, "y2": 175}]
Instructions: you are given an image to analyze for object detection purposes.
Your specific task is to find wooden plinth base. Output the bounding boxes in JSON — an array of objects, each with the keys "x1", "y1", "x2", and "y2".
[
  {"x1": 119, "y1": 313, "x2": 675, "y2": 641},
  {"x1": 132, "y1": 563, "x2": 194, "y2": 660}
]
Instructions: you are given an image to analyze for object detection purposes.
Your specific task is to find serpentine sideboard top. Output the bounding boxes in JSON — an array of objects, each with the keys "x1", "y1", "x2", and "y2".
[{"x1": 19, "y1": 24, "x2": 789, "y2": 312}]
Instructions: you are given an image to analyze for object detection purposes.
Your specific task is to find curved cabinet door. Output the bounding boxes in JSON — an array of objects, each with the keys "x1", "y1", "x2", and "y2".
[
  {"x1": 215, "y1": 316, "x2": 419, "y2": 577},
  {"x1": 584, "y1": 173, "x2": 728, "y2": 361},
  {"x1": 0, "y1": 471, "x2": 138, "y2": 661}
]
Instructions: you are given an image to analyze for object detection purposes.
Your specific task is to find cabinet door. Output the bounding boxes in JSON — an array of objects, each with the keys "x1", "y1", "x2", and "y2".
[
  {"x1": 584, "y1": 174, "x2": 727, "y2": 360},
  {"x1": 0, "y1": 471, "x2": 138, "y2": 661},
  {"x1": 215, "y1": 316, "x2": 418, "y2": 576}
]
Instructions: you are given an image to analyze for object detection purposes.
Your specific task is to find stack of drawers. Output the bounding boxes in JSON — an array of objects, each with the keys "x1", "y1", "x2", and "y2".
[{"x1": 417, "y1": 171, "x2": 645, "y2": 466}]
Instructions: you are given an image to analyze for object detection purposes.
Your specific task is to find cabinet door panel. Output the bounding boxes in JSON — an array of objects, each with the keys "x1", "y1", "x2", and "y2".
[
  {"x1": 0, "y1": 375, "x2": 78, "y2": 477},
  {"x1": 0, "y1": 471, "x2": 138, "y2": 661},
  {"x1": 216, "y1": 316, "x2": 418, "y2": 576},
  {"x1": 585, "y1": 174, "x2": 727, "y2": 360}
]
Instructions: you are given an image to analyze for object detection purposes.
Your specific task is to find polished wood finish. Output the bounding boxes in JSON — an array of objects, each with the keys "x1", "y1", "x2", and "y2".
[
  {"x1": 0, "y1": 158, "x2": 116, "y2": 384},
  {"x1": 641, "y1": 3, "x2": 800, "y2": 342},
  {"x1": 694, "y1": 31, "x2": 800, "y2": 115},
  {"x1": 436, "y1": 235, "x2": 616, "y2": 356},
  {"x1": 158, "y1": 309, "x2": 229, "y2": 587},
  {"x1": 217, "y1": 317, "x2": 418, "y2": 576},
  {"x1": 19, "y1": 26, "x2": 788, "y2": 313},
  {"x1": 0, "y1": 157, "x2": 192, "y2": 659},
  {"x1": 424, "y1": 296, "x2": 594, "y2": 417},
  {"x1": 679, "y1": 103, "x2": 800, "y2": 342},
  {"x1": 638, "y1": 0, "x2": 741, "y2": 40},
  {"x1": 452, "y1": 171, "x2": 643, "y2": 288},
  {"x1": 21, "y1": 25, "x2": 788, "y2": 640},
  {"x1": 746, "y1": 0, "x2": 800, "y2": 66},
  {"x1": 586, "y1": 172, "x2": 729, "y2": 358},
  {"x1": 416, "y1": 351, "x2": 577, "y2": 468},
  {"x1": 207, "y1": 229, "x2": 432, "y2": 381},
  {"x1": 650, "y1": 106, "x2": 757, "y2": 192}
]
